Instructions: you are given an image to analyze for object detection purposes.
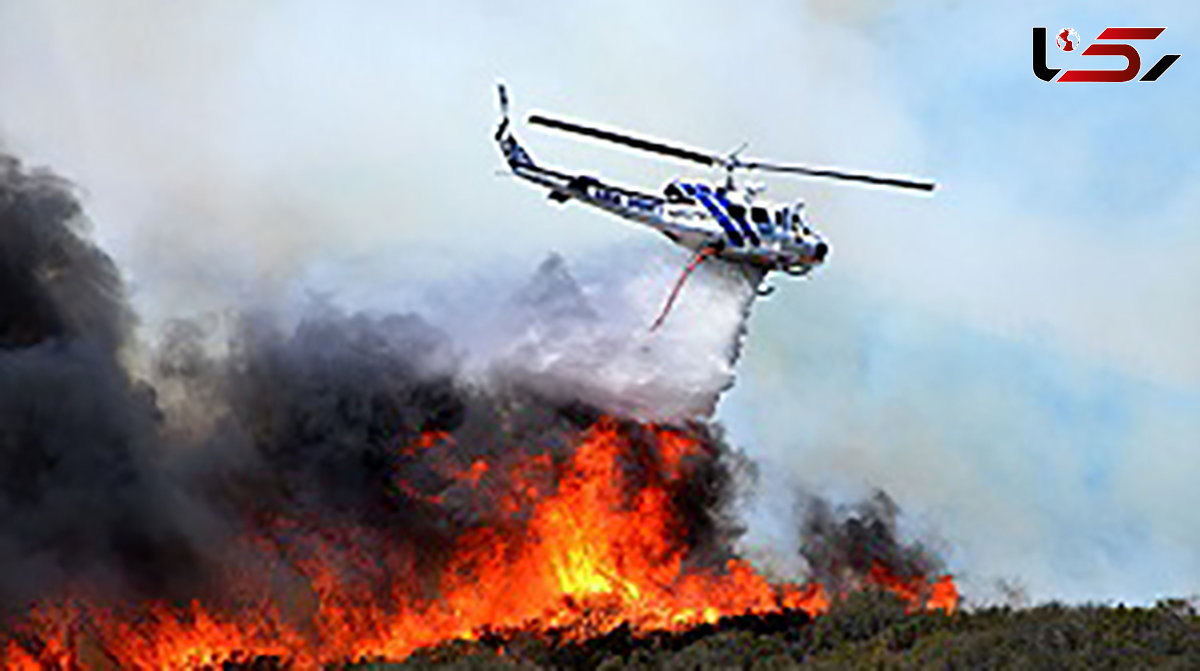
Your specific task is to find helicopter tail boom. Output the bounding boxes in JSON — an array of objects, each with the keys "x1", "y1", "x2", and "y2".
[{"x1": 496, "y1": 84, "x2": 590, "y2": 203}]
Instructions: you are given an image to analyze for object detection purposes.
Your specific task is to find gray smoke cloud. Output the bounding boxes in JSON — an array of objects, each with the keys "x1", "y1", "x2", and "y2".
[{"x1": 0, "y1": 155, "x2": 212, "y2": 611}]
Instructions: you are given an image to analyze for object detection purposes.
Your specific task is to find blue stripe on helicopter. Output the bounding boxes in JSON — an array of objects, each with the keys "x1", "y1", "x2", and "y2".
[
  {"x1": 682, "y1": 183, "x2": 743, "y2": 247},
  {"x1": 711, "y1": 188, "x2": 761, "y2": 247}
]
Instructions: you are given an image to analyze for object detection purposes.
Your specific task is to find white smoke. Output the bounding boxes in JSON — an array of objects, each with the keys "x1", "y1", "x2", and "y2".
[{"x1": 406, "y1": 245, "x2": 761, "y2": 422}]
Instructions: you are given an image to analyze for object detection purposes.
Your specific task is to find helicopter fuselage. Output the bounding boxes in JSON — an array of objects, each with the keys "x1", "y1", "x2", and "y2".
[{"x1": 504, "y1": 149, "x2": 829, "y2": 277}]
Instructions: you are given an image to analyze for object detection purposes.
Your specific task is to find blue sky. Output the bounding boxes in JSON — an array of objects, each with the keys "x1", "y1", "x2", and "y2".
[{"x1": 0, "y1": 0, "x2": 1196, "y2": 604}]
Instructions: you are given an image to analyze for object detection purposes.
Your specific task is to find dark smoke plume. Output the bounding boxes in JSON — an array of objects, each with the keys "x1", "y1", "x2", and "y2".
[
  {"x1": 798, "y1": 490, "x2": 945, "y2": 593},
  {"x1": 0, "y1": 155, "x2": 207, "y2": 612}
]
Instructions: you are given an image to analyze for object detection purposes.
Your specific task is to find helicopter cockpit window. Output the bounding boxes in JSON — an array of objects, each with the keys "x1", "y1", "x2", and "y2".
[{"x1": 727, "y1": 204, "x2": 747, "y2": 221}]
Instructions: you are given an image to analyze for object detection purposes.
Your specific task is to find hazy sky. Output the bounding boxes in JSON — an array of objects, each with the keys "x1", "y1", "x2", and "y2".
[{"x1": 0, "y1": 0, "x2": 1197, "y2": 605}]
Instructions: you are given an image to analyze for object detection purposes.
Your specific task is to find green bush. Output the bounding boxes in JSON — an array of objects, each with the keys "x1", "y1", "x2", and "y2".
[{"x1": 345, "y1": 595, "x2": 1200, "y2": 670}]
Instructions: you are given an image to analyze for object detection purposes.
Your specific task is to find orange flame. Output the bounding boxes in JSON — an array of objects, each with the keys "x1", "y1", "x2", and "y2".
[
  {"x1": 867, "y1": 562, "x2": 959, "y2": 614},
  {"x1": 4, "y1": 419, "x2": 957, "y2": 668}
]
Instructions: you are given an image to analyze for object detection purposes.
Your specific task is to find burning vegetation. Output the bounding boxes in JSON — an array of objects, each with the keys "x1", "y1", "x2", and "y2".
[{"x1": 0, "y1": 154, "x2": 957, "y2": 669}]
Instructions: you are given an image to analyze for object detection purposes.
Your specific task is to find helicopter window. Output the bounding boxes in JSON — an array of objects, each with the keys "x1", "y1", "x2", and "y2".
[
  {"x1": 727, "y1": 204, "x2": 747, "y2": 221},
  {"x1": 751, "y1": 207, "x2": 772, "y2": 234}
]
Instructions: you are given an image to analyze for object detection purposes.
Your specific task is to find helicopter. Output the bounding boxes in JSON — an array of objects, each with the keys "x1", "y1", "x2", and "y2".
[{"x1": 493, "y1": 84, "x2": 935, "y2": 329}]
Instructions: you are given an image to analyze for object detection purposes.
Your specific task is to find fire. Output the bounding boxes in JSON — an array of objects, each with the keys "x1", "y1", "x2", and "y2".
[
  {"x1": 2, "y1": 418, "x2": 957, "y2": 669},
  {"x1": 867, "y1": 562, "x2": 959, "y2": 615}
]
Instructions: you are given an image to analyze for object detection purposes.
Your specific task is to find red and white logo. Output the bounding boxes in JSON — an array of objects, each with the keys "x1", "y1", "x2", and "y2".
[{"x1": 1033, "y1": 27, "x2": 1181, "y2": 82}]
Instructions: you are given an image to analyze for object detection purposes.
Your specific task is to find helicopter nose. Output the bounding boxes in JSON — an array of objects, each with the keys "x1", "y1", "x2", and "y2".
[{"x1": 813, "y1": 242, "x2": 829, "y2": 262}]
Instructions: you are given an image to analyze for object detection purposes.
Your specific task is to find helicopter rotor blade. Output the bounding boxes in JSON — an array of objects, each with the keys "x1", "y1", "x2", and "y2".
[
  {"x1": 528, "y1": 114, "x2": 718, "y2": 167},
  {"x1": 528, "y1": 113, "x2": 936, "y2": 192},
  {"x1": 740, "y1": 161, "x2": 936, "y2": 192}
]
